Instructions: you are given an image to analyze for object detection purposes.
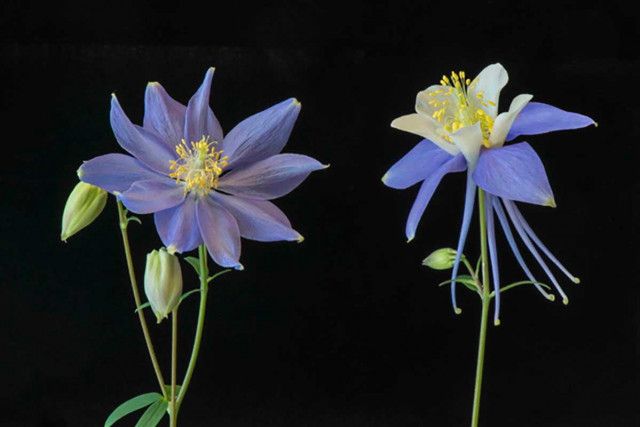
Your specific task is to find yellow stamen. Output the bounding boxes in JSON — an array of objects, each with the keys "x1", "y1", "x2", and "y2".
[{"x1": 168, "y1": 136, "x2": 228, "y2": 196}]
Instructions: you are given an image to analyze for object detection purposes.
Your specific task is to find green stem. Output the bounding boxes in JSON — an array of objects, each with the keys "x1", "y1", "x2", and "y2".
[
  {"x1": 116, "y1": 200, "x2": 167, "y2": 399},
  {"x1": 170, "y1": 308, "x2": 178, "y2": 427},
  {"x1": 471, "y1": 189, "x2": 491, "y2": 427},
  {"x1": 176, "y1": 244, "x2": 210, "y2": 412}
]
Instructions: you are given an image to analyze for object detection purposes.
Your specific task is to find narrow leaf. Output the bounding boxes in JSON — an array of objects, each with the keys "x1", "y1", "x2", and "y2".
[
  {"x1": 491, "y1": 280, "x2": 551, "y2": 296},
  {"x1": 437, "y1": 275, "x2": 479, "y2": 292},
  {"x1": 104, "y1": 393, "x2": 162, "y2": 427},
  {"x1": 134, "y1": 302, "x2": 151, "y2": 313},
  {"x1": 184, "y1": 256, "x2": 201, "y2": 275},
  {"x1": 207, "y1": 269, "x2": 232, "y2": 283},
  {"x1": 127, "y1": 216, "x2": 142, "y2": 225},
  {"x1": 135, "y1": 400, "x2": 168, "y2": 427},
  {"x1": 179, "y1": 289, "x2": 200, "y2": 304}
]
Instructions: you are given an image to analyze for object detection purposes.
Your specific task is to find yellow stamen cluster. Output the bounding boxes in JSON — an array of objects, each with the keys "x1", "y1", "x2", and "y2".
[
  {"x1": 426, "y1": 71, "x2": 497, "y2": 147},
  {"x1": 169, "y1": 136, "x2": 228, "y2": 195}
]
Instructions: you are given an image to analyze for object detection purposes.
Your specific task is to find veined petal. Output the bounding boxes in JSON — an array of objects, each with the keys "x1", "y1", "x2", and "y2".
[
  {"x1": 213, "y1": 192, "x2": 302, "y2": 242},
  {"x1": 144, "y1": 82, "x2": 187, "y2": 146},
  {"x1": 382, "y1": 139, "x2": 453, "y2": 189},
  {"x1": 469, "y1": 63, "x2": 508, "y2": 117},
  {"x1": 485, "y1": 193, "x2": 501, "y2": 324},
  {"x1": 473, "y1": 142, "x2": 555, "y2": 207},
  {"x1": 405, "y1": 154, "x2": 467, "y2": 241},
  {"x1": 450, "y1": 122, "x2": 483, "y2": 168},
  {"x1": 184, "y1": 68, "x2": 224, "y2": 145},
  {"x1": 196, "y1": 196, "x2": 242, "y2": 269},
  {"x1": 506, "y1": 102, "x2": 596, "y2": 141},
  {"x1": 118, "y1": 179, "x2": 185, "y2": 214},
  {"x1": 222, "y1": 98, "x2": 301, "y2": 169},
  {"x1": 110, "y1": 95, "x2": 177, "y2": 174},
  {"x1": 489, "y1": 94, "x2": 533, "y2": 148},
  {"x1": 218, "y1": 153, "x2": 326, "y2": 200},
  {"x1": 154, "y1": 195, "x2": 203, "y2": 253},
  {"x1": 450, "y1": 172, "x2": 477, "y2": 313},
  {"x1": 391, "y1": 114, "x2": 460, "y2": 156},
  {"x1": 78, "y1": 153, "x2": 163, "y2": 194},
  {"x1": 492, "y1": 197, "x2": 553, "y2": 299}
]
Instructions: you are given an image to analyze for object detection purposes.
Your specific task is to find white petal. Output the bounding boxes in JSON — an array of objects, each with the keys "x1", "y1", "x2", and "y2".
[
  {"x1": 415, "y1": 85, "x2": 449, "y2": 116},
  {"x1": 489, "y1": 94, "x2": 534, "y2": 148},
  {"x1": 450, "y1": 123, "x2": 483, "y2": 168},
  {"x1": 469, "y1": 63, "x2": 508, "y2": 117},
  {"x1": 390, "y1": 113, "x2": 460, "y2": 156}
]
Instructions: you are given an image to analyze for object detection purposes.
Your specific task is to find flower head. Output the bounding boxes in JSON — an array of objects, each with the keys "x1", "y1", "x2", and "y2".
[
  {"x1": 79, "y1": 68, "x2": 326, "y2": 269},
  {"x1": 383, "y1": 63, "x2": 594, "y2": 321}
]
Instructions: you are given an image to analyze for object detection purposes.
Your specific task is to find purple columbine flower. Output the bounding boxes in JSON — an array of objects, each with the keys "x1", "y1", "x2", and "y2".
[
  {"x1": 382, "y1": 63, "x2": 594, "y2": 322},
  {"x1": 79, "y1": 68, "x2": 327, "y2": 269}
]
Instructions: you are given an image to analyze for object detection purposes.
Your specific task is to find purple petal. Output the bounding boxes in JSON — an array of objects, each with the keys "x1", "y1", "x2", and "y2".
[
  {"x1": 492, "y1": 197, "x2": 553, "y2": 299},
  {"x1": 222, "y1": 98, "x2": 300, "y2": 169},
  {"x1": 110, "y1": 95, "x2": 177, "y2": 174},
  {"x1": 196, "y1": 196, "x2": 242, "y2": 269},
  {"x1": 154, "y1": 195, "x2": 203, "y2": 253},
  {"x1": 485, "y1": 193, "x2": 501, "y2": 324},
  {"x1": 78, "y1": 153, "x2": 163, "y2": 194},
  {"x1": 507, "y1": 102, "x2": 595, "y2": 141},
  {"x1": 406, "y1": 154, "x2": 467, "y2": 241},
  {"x1": 449, "y1": 172, "x2": 476, "y2": 313},
  {"x1": 382, "y1": 139, "x2": 453, "y2": 189},
  {"x1": 118, "y1": 179, "x2": 185, "y2": 214},
  {"x1": 218, "y1": 153, "x2": 325, "y2": 200},
  {"x1": 503, "y1": 199, "x2": 569, "y2": 303},
  {"x1": 184, "y1": 68, "x2": 224, "y2": 145},
  {"x1": 473, "y1": 142, "x2": 555, "y2": 207},
  {"x1": 143, "y1": 82, "x2": 187, "y2": 146},
  {"x1": 213, "y1": 192, "x2": 302, "y2": 242}
]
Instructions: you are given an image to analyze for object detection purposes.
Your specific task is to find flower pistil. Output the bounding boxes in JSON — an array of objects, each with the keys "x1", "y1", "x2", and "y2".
[{"x1": 169, "y1": 136, "x2": 228, "y2": 196}]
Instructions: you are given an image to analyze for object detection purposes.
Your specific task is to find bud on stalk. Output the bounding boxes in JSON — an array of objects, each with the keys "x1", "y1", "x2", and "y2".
[
  {"x1": 61, "y1": 182, "x2": 107, "y2": 242},
  {"x1": 422, "y1": 248, "x2": 458, "y2": 270},
  {"x1": 144, "y1": 248, "x2": 183, "y2": 323}
]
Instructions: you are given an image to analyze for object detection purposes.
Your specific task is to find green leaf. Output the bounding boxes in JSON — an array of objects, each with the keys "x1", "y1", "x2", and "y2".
[
  {"x1": 126, "y1": 216, "x2": 142, "y2": 225},
  {"x1": 135, "y1": 400, "x2": 168, "y2": 427},
  {"x1": 134, "y1": 302, "x2": 151, "y2": 313},
  {"x1": 207, "y1": 269, "x2": 232, "y2": 283},
  {"x1": 475, "y1": 257, "x2": 482, "y2": 276},
  {"x1": 179, "y1": 289, "x2": 200, "y2": 304},
  {"x1": 491, "y1": 280, "x2": 551, "y2": 296},
  {"x1": 163, "y1": 384, "x2": 182, "y2": 400},
  {"x1": 104, "y1": 392, "x2": 162, "y2": 427},
  {"x1": 437, "y1": 275, "x2": 479, "y2": 292},
  {"x1": 184, "y1": 256, "x2": 201, "y2": 275}
]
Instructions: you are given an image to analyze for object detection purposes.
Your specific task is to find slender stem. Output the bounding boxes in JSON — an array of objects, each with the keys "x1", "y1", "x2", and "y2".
[
  {"x1": 170, "y1": 308, "x2": 178, "y2": 427},
  {"x1": 176, "y1": 244, "x2": 210, "y2": 412},
  {"x1": 116, "y1": 200, "x2": 167, "y2": 399},
  {"x1": 471, "y1": 189, "x2": 491, "y2": 427}
]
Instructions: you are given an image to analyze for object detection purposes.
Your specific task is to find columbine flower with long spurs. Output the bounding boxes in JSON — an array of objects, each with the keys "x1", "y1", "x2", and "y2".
[
  {"x1": 78, "y1": 68, "x2": 326, "y2": 269},
  {"x1": 382, "y1": 63, "x2": 594, "y2": 322}
]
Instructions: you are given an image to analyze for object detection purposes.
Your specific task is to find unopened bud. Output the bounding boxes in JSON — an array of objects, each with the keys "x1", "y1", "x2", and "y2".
[
  {"x1": 144, "y1": 248, "x2": 183, "y2": 323},
  {"x1": 422, "y1": 248, "x2": 457, "y2": 270},
  {"x1": 61, "y1": 182, "x2": 107, "y2": 242}
]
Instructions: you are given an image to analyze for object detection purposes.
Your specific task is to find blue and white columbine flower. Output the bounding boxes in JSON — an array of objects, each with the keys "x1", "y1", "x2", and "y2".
[
  {"x1": 79, "y1": 68, "x2": 326, "y2": 269},
  {"x1": 383, "y1": 63, "x2": 594, "y2": 322}
]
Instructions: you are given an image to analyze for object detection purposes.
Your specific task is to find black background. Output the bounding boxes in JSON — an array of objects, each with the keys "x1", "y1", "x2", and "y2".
[{"x1": 1, "y1": 1, "x2": 637, "y2": 426}]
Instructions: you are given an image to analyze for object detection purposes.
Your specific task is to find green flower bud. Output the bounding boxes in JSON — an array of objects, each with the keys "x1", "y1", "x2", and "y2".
[
  {"x1": 61, "y1": 182, "x2": 107, "y2": 242},
  {"x1": 422, "y1": 248, "x2": 457, "y2": 270},
  {"x1": 144, "y1": 248, "x2": 183, "y2": 323}
]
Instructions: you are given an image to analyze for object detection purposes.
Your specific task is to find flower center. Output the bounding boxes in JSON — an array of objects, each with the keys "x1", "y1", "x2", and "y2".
[
  {"x1": 169, "y1": 136, "x2": 228, "y2": 196},
  {"x1": 426, "y1": 71, "x2": 495, "y2": 147}
]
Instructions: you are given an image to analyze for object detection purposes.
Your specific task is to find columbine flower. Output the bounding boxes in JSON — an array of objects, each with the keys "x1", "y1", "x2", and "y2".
[
  {"x1": 78, "y1": 68, "x2": 326, "y2": 269},
  {"x1": 144, "y1": 248, "x2": 183, "y2": 323},
  {"x1": 383, "y1": 63, "x2": 594, "y2": 322}
]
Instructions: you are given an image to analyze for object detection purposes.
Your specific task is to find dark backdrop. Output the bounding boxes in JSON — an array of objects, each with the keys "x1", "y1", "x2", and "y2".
[{"x1": 1, "y1": 1, "x2": 637, "y2": 426}]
